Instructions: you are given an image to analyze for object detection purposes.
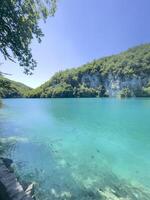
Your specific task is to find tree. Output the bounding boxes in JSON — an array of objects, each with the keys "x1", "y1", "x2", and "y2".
[{"x1": 0, "y1": 0, "x2": 57, "y2": 74}]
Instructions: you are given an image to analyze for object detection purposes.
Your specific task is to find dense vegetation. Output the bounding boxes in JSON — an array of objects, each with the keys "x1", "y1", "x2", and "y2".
[
  {"x1": 1, "y1": 44, "x2": 150, "y2": 98},
  {"x1": 29, "y1": 44, "x2": 150, "y2": 98},
  {"x1": 0, "y1": 76, "x2": 32, "y2": 98}
]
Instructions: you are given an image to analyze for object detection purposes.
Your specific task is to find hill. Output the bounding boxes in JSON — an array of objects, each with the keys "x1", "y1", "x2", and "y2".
[
  {"x1": 0, "y1": 76, "x2": 32, "y2": 98},
  {"x1": 29, "y1": 44, "x2": 150, "y2": 98}
]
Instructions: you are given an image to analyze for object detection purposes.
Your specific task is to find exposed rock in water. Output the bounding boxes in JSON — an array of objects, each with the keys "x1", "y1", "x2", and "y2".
[{"x1": 0, "y1": 158, "x2": 34, "y2": 200}]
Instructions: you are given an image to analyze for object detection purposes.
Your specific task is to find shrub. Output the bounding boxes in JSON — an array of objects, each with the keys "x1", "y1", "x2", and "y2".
[
  {"x1": 76, "y1": 85, "x2": 98, "y2": 97},
  {"x1": 52, "y1": 84, "x2": 74, "y2": 98},
  {"x1": 141, "y1": 87, "x2": 150, "y2": 97},
  {"x1": 97, "y1": 85, "x2": 108, "y2": 97},
  {"x1": 118, "y1": 88, "x2": 132, "y2": 98}
]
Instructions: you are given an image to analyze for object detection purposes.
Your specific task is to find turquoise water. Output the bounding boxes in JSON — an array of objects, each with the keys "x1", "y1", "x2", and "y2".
[{"x1": 0, "y1": 98, "x2": 150, "y2": 199}]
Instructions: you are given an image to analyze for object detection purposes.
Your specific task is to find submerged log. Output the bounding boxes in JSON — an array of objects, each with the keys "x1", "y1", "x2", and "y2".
[{"x1": 0, "y1": 158, "x2": 33, "y2": 200}]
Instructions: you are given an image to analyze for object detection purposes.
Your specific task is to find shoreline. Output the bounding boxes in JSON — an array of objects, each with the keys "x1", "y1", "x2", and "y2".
[{"x1": 0, "y1": 157, "x2": 34, "y2": 200}]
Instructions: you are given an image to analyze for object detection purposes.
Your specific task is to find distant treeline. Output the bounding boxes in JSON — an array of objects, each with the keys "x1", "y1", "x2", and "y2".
[{"x1": 0, "y1": 76, "x2": 32, "y2": 98}]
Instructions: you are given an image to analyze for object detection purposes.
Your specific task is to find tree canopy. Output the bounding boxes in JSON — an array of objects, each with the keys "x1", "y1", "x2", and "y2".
[
  {"x1": 0, "y1": 75, "x2": 32, "y2": 97},
  {"x1": 0, "y1": 0, "x2": 57, "y2": 74}
]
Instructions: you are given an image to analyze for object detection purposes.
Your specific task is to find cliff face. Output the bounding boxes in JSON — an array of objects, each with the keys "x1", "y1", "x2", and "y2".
[
  {"x1": 80, "y1": 73, "x2": 150, "y2": 97},
  {"x1": 104, "y1": 74, "x2": 149, "y2": 97}
]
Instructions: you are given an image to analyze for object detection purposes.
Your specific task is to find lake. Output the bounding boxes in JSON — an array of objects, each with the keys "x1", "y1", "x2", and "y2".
[{"x1": 0, "y1": 98, "x2": 150, "y2": 200}]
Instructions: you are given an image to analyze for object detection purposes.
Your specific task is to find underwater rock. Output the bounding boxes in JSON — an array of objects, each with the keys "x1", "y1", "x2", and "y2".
[
  {"x1": 0, "y1": 157, "x2": 13, "y2": 168},
  {"x1": 83, "y1": 177, "x2": 97, "y2": 189},
  {"x1": 59, "y1": 159, "x2": 67, "y2": 167},
  {"x1": 97, "y1": 187, "x2": 130, "y2": 200},
  {"x1": 51, "y1": 188, "x2": 72, "y2": 199},
  {"x1": 25, "y1": 182, "x2": 36, "y2": 199},
  {"x1": 51, "y1": 188, "x2": 59, "y2": 198},
  {"x1": 0, "y1": 158, "x2": 33, "y2": 200},
  {"x1": 60, "y1": 191, "x2": 72, "y2": 199},
  {"x1": 96, "y1": 184, "x2": 150, "y2": 200},
  {"x1": 1, "y1": 137, "x2": 28, "y2": 144}
]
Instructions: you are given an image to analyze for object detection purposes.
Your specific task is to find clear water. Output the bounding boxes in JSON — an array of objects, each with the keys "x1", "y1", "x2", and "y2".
[{"x1": 0, "y1": 98, "x2": 150, "y2": 199}]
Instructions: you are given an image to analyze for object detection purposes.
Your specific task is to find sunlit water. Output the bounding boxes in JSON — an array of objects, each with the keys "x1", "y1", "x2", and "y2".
[{"x1": 0, "y1": 98, "x2": 150, "y2": 199}]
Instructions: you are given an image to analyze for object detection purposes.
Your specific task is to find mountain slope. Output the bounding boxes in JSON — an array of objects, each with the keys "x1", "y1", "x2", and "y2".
[
  {"x1": 30, "y1": 44, "x2": 150, "y2": 98},
  {"x1": 0, "y1": 76, "x2": 32, "y2": 98}
]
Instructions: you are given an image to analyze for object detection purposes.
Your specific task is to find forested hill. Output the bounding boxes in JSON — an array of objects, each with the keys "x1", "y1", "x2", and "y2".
[
  {"x1": 30, "y1": 44, "x2": 150, "y2": 98},
  {"x1": 1, "y1": 44, "x2": 150, "y2": 98},
  {"x1": 0, "y1": 76, "x2": 32, "y2": 98}
]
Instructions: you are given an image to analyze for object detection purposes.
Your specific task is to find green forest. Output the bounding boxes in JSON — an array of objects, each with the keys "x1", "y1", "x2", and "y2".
[
  {"x1": 1, "y1": 44, "x2": 150, "y2": 98},
  {"x1": 0, "y1": 76, "x2": 32, "y2": 98}
]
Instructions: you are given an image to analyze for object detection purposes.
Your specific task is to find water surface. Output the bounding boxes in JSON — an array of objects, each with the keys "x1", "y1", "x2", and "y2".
[{"x1": 0, "y1": 98, "x2": 150, "y2": 199}]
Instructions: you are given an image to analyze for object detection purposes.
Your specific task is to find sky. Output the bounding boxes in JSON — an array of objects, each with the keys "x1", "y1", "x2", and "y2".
[{"x1": 1, "y1": 0, "x2": 150, "y2": 88}]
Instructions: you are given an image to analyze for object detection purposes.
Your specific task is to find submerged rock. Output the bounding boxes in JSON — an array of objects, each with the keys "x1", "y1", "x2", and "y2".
[
  {"x1": 25, "y1": 182, "x2": 36, "y2": 199},
  {"x1": 60, "y1": 191, "x2": 72, "y2": 198},
  {"x1": 0, "y1": 158, "x2": 34, "y2": 200},
  {"x1": 97, "y1": 187, "x2": 130, "y2": 200},
  {"x1": 51, "y1": 188, "x2": 72, "y2": 199},
  {"x1": 0, "y1": 157, "x2": 13, "y2": 168}
]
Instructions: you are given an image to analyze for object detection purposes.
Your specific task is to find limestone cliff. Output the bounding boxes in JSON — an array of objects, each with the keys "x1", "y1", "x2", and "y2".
[{"x1": 80, "y1": 73, "x2": 149, "y2": 97}]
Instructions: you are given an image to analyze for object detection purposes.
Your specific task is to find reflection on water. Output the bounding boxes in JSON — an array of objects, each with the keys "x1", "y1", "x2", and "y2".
[{"x1": 0, "y1": 98, "x2": 150, "y2": 199}]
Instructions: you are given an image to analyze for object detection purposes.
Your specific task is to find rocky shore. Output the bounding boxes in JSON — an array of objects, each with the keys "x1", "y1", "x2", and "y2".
[{"x1": 0, "y1": 158, "x2": 35, "y2": 200}]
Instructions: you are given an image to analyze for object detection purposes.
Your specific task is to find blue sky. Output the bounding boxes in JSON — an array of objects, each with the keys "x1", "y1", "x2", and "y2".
[{"x1": 1, "y1": 0, "x2": 150, "y2": 88}]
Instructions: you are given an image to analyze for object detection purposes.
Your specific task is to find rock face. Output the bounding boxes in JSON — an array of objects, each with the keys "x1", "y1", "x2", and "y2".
[
  {"x1": 104, "y1": 73, "x2": 149, "y2": 97},
  {"x1": 81, "y1": 73, "x2": 150, "y2": 97},
  {"x1": 0, "y1": 158, "x2": 33, "y2": 200},
  {"x1": 81, "y1": 73, "x2": 100, "y2": 88}
]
